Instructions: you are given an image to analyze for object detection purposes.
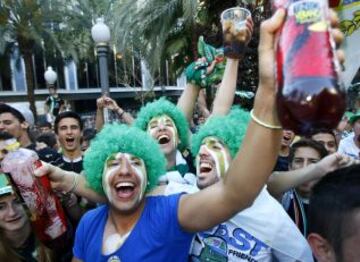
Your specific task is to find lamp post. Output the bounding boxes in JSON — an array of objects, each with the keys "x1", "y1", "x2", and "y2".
[
  {"x1": 91, "y1": 17, "x2": 111, "y2": 123},
  {"x1": 91, "y1": 17, "x2": 111, "y2": 96},
  {"x1": 44, "y1": 66, "x2": 58, "y2": 124}
]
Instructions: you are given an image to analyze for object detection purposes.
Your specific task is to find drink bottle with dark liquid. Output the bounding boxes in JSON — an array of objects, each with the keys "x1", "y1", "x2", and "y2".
[
  {"x1": 1, "y1": 140, "x2": 68, "y2": 249},
  {"x1": 274, "y1": 0, "x2": 346, "y2": 135}
]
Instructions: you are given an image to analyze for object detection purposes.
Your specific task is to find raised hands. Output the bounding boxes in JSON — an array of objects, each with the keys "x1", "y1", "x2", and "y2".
[{"x1": 96, "y1": 96, "x2": 119, "y2": 111}]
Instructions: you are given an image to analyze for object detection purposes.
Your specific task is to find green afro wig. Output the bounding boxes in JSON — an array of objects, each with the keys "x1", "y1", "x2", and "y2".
[
  {"x1": 191, "y1": 107, "x2": 250, "y2": 158},
  {"x1": 83, "y1": 123, "x2": 166, "y2": 195},
  {"x1": 133, "y1": 97, "x2": 189, "y2": 151}
]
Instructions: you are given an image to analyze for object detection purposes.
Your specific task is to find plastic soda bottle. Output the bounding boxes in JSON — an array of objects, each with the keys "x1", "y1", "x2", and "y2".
[
  {"x1": 1, "y1": 138, "x2": 67, "y2": 247},
  {"x1": 274, "y1": 0, "x2": 346, "y2": 135}
]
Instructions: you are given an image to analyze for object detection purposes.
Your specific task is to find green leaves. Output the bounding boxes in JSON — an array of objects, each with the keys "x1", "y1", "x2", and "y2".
[
  {"x1": 111, "y1": 0, "x2": 198, "y2": 76},
  {"x1": 340, "y1": 10, "x2": 360, "y2": 36}
]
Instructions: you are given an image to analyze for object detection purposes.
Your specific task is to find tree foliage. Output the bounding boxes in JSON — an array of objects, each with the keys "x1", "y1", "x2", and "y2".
[
  {"x1": 0, "y1": 0, "x2": 113, "y2": 118},
  {"x1": 111, "y1": 0, "x2": 272, "y2": 94}
]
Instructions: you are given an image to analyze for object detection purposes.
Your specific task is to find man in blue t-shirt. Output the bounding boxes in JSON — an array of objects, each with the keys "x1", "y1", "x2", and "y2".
[{"x1": 37, "y1": 10, "x2": 288, "y2": 262}]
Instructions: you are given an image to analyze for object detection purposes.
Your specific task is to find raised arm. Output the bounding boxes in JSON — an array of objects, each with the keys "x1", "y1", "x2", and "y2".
[
  {"x1": 35, "y1": 162, "x2": 106, "y2": 203},
  {"x1": 95, "y1": 96, "x2": 106, "y2": 131},
  {"x1": 95, "y1": 96, "x2": 134, "y2": 132},
  {"x1": 176, "y1": 82, "x2": 201, "y2": 123},
  {"x1": 211, "y1": 58, "x2": 240, "y2": 116},
  {"x1": 178, "y1": 9, "x2": 345, "y2": 232},
  {"x1": 267, "y1": 153, "x2": 358, "y2": 199},
  {"x1": 212, "y1": 17, "x2": 253, "y2": 116},
  {"x1": 178, "y1": 9, "x2": 285, "y2": 232},
  {"x1": 197, "y1": 89, "x2": 211, "y2": 118}
]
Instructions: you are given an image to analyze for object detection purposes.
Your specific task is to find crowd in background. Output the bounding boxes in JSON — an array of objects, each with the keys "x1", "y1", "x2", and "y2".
[{"x1": 0, "y1": 8, "x2": 359, "y2": 262}]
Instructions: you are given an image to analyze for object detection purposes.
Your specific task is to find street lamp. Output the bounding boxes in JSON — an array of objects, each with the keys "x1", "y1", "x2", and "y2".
[
  {"x1": 44, "y1": 66, "x2": 58, "y2": 124},
  {"x1": 44, "y1": 66, "x2": 57, "y2": 88},
  {"x1": 91, "y1": 17, "x2": 110, "y2": 96}
]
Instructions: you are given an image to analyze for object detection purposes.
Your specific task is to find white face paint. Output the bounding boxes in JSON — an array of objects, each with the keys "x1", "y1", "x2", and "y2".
[
  {"x1": 103, "y1": 231, "x2": 131, "y2": 255},
  {"x1": 196, "y1": 137, "x2": 230, "y2": 179},
  {"x1": 147, "y1": 115, "x2": 179, "y2": 150},
  {"x1": 102, "y1": 153, "x2": 147, "y2": 205}
]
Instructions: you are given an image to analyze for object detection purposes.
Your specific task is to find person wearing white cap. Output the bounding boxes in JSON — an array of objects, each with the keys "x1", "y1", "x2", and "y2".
[
  {"x1": 0, "y1": 131, "x2": 73, "y2": 261},
  {"x1": 0, "y1": 103, "x2": 60, "y2": 163}
]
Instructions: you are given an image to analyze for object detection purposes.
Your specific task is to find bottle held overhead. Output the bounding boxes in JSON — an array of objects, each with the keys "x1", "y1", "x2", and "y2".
[
  {"x1": 1, "y1": 138, "x2": 68, "y2": 248},
  {"x1": 274, "y1": 0, "x2": 346, "y2": 135}
]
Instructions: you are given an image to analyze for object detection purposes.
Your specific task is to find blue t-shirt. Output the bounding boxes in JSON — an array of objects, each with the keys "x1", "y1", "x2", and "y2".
[{"x1": 73, "y1": 194, "x2": 193, "y2": 261}]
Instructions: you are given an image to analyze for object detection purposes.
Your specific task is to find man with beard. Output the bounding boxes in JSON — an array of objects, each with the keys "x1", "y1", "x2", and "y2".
[
  {"x1": 338, "y1": 111, "x2": 360, "y2": 159},
  {"x1": 186, "y1": 108, "x2": 313, "y2": 261}
]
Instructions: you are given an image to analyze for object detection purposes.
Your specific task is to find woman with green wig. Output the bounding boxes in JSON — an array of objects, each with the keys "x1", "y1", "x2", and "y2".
[{"x1": 134, "y1": 97, "x2": 197, "y2": 185}]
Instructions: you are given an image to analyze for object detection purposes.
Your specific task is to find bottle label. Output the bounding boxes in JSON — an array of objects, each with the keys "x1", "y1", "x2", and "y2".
[{"x1": 289, "y1": 0, "x2": 324, "y2": 25}]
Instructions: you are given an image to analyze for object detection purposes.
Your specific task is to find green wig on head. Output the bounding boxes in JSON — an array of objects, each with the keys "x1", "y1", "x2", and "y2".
[
  {"x1": 83, "y1": 123, "x2": 166, "y2": 195},
  {"x1": 191, "y1": 107, "x2": 250, "y2": 158},
  {"x1": 133, "y1": 97, "x2": 189, "y2": 151}
]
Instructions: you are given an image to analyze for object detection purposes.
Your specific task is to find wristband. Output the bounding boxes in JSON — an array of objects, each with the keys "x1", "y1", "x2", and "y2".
[
  {"x1": 250, "y1": 109, "x2": 282, "y2": 130},
  {"x1": 118, "y1": 110, "x2": 125, "y2": 118}
]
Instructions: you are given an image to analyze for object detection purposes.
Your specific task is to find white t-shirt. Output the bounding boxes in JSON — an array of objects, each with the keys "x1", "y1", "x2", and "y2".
[
  {"x1": 338, "y1": 133, "x2": 360, "y2": 159},
  {"x1": 166, "y1": 183, "x2": 313, "y2": 261}
]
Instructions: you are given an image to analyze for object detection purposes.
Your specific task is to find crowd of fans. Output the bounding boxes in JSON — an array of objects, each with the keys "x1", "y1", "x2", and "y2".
[{"x1": 0, "y1": 9, "x2": 359, "y2": 262}]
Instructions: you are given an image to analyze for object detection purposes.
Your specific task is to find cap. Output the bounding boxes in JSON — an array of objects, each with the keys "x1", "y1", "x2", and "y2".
[
  {"x1": 0, "y1": 173, "x2": 14, "y2": 196},
  {"x1": 0, "y1": 103, "x2": 34, "y2": 126}
]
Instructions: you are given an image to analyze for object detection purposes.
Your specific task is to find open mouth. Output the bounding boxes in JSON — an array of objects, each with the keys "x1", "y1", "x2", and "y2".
[
  {"x1": 199, "y1": 162, "x2": 213, "y2": 173},
  {"x1": 158, "y1": 135, "x2": 170, "y2": 145},
  {"x1": 283, "y1": 135, "x2": 291, "y2": 141},
  {"x1": 282, "y1": 136, "x2": 292, "y2": 144},
  {"x1": 114, "y1": 182, "x2": 136, "y2": 198},
  {"x1": 65, "y1": 137, "x2": 75, "y2": 145}
]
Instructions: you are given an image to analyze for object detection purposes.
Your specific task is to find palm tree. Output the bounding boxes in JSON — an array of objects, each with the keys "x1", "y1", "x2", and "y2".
[
  {"x1": 0, "y1": 1, "x2": 72, "y2": 119},
  {"x1": 0, "y1": 0, "x2": 113, "y2": 120},
  {"x1": 111, "y1": 0, "x2": 271, "y2": 95},
  {"x1": 111, "y1": 0, "x2": 199, "y2": 78}
]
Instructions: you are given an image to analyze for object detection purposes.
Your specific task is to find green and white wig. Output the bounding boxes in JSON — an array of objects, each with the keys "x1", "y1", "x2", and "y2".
[
  {"x1": 133, "y1": 97, "x2": 189, "y2": 151},
  {"x1": 191, "y1": 107, "x2": 250, "y2": 158},
  {"x1": 83, "y1": 124, "x2": 166, "y2": 195}
]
